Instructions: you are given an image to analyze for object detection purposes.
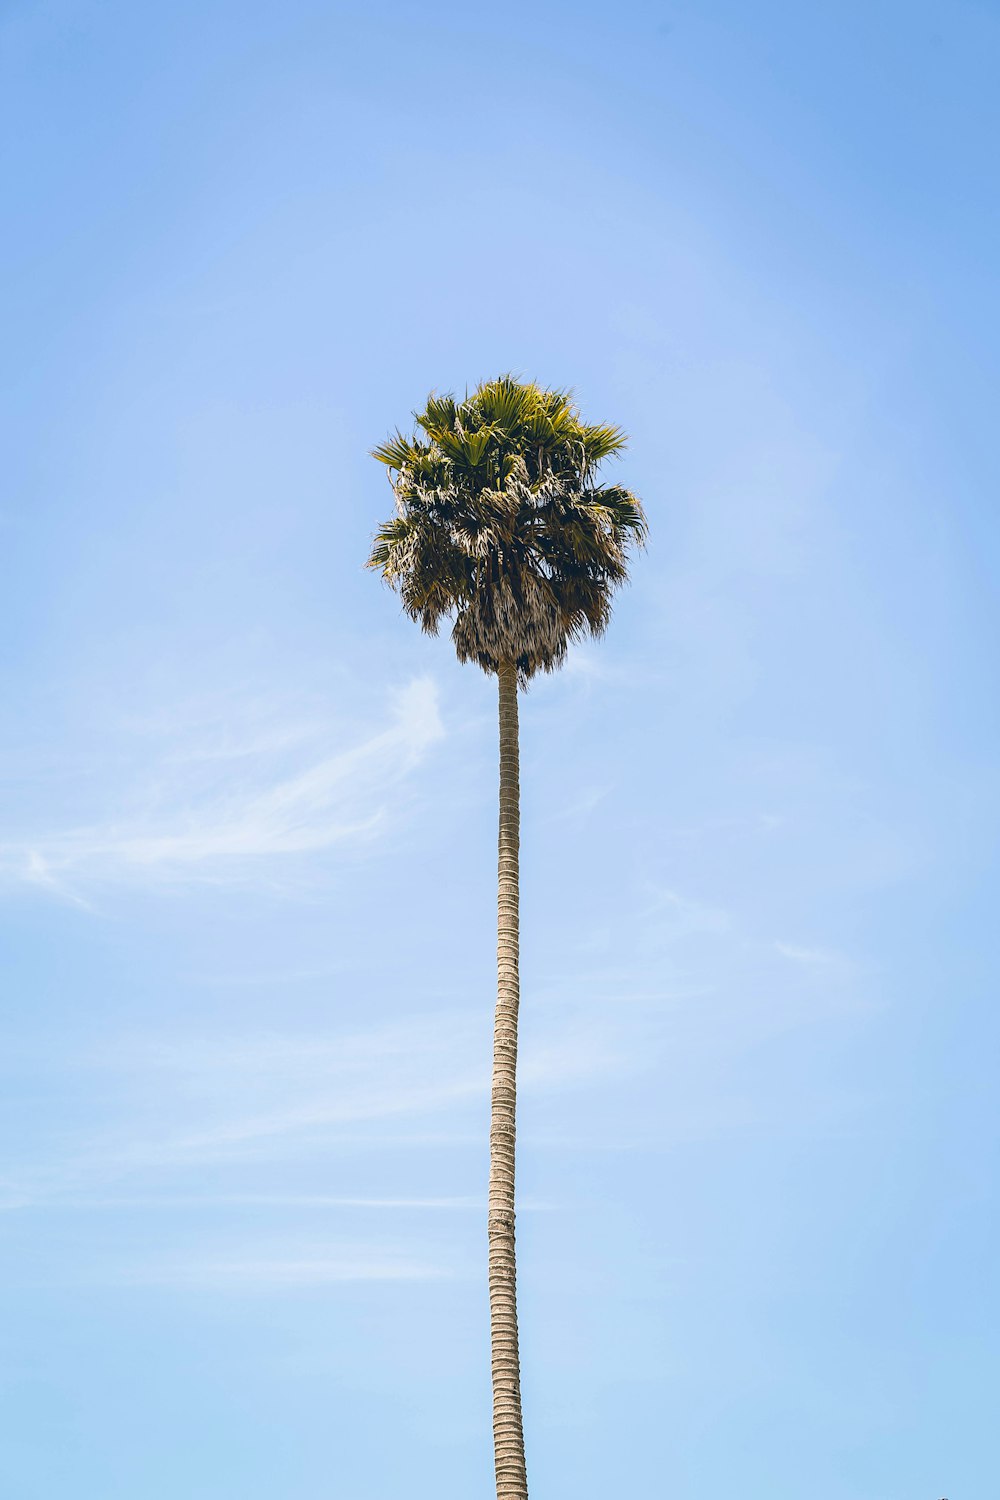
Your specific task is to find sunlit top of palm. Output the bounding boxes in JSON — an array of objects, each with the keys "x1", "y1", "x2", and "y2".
[{"x1": 367, "y1": 376, "x2": 646, "y2": 682}]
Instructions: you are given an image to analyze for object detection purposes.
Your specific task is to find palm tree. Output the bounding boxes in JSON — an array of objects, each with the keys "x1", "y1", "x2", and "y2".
[{"x1": 367, "y1": 376, "x2": 646, "y2": 1499}]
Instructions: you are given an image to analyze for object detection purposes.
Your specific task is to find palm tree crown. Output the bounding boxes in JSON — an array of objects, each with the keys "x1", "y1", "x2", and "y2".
[{"x1": 367, "y1": 376, "x2": 646, "y2": 681}]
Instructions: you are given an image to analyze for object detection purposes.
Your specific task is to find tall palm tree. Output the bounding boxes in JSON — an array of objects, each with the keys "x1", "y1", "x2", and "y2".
[{"x1": 367, "y1": 376, "x2": 646, "y2": 1499}]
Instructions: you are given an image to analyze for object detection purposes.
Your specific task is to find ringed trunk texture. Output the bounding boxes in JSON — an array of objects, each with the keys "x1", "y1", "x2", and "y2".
[{"x1": 489, "y1": 662, "x2": 528, "y2": 1499}]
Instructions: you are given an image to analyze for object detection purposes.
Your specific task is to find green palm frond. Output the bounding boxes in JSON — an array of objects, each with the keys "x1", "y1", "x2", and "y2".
[
  {"x1": 461, "y1": 428, "x2": 494, "y2": 468},
  {"x1": 523, "y1": 401, "x2": 577, "y2": 446},
  {"x1": 473, "y1": 375, "x2": 536, "y2": 436},
  {"x1": 372, "y1": 430, "x2": 426, "y2": 469},
  {"x1": 416, "y1": 393, "x2": 459, "y2": 439},
  {"x1": 587, "y1": 484, "x2": 650, "y2": 540},
  {"x1": 366, "y1": 515, "x2": 413, "y2": 572},
  {"x1": 581, "y1": 423, "x2": 628, "y2": 463},
  {"x1": 431, "y1": 428, "x2": 478, "y2": 468}
]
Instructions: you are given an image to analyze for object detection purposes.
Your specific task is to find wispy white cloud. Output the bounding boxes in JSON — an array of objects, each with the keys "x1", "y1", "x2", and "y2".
[
  {"x1": 0, "y1": 678, "x2": 443, "y2": 897},
  {"x1": 558, "y1": 646, "x2": 613, "y2": 683},
  {"x1": 121, "y1": 1250, "x2": 451, "y2": 1288},
  {"x1": 0, "y1": 1008, "x2": 627, "y2": 1212},
  {"x1": 182, "y1": 965, "x2": 354, "y2": 988},
  {"x1": 85, "y1": 1013, "x2": 620, "y2": 1170},
  {"x1": 774, "y1": 941, "x2": 844, "y2": 966},
  {"x1": 638, "y1": 885, "x2": 732, "y2": 943},
  {"x1": 546, "y1": 783, "x2": 612, "y2": 823},
  {"x1": 0, "y1": 1193, "x2": 549, "y2": 1213}
]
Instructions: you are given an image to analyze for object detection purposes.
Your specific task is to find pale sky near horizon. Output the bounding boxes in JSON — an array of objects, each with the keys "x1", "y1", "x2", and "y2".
[{"x1": 2, "y1": 2, "x2": 998, "y2": 1497}]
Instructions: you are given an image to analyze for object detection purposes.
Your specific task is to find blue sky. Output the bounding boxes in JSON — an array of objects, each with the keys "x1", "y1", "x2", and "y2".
[{"x1": 1, "y1": 1, "x2": 998, "y2": 1496}]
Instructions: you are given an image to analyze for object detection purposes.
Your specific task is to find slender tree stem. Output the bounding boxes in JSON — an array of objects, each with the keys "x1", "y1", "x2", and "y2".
[{"x1": 490, "y1": 661, "x2": 528, "y2": 1499}]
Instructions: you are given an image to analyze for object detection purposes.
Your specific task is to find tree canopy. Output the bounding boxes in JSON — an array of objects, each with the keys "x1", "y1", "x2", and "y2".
[{"x1": 367, "y1": 376, "x2": 646, "y2": 682}]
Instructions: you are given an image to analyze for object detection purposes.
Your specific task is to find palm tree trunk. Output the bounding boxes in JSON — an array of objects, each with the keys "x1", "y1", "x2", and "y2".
[{"x1": 489, "y1": 661, "x2": 528, "y2": 1499}]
